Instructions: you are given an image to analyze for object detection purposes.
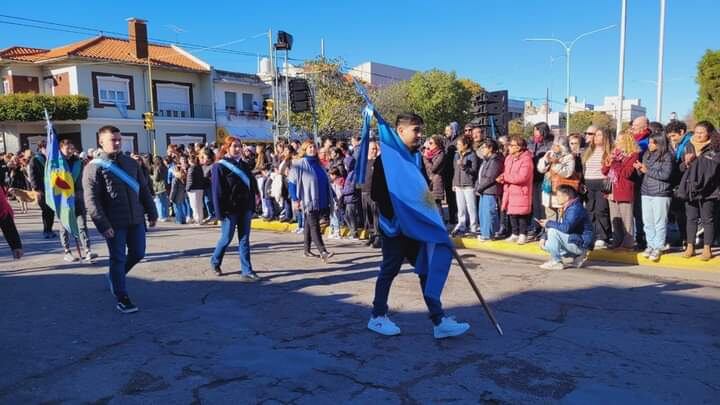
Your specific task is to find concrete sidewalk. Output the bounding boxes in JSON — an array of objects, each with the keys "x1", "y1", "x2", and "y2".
[{"x1": 251, "y1": 219, "x2": 720, "y2": 271}]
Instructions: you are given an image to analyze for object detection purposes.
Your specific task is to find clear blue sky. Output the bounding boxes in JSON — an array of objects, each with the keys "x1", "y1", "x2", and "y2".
[{"x1": 1, "y1": 0, "x2": 716, "y2": 120}]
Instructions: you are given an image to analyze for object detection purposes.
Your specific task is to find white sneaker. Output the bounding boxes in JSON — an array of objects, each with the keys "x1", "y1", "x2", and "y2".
[
  {"x1": 642, "y1": 247, "x2": 653, "y2": 258},
  {"x1": 594, "y1": 240, "x2": 606, "y2": 249},
  {"x1": 367, "y1": 316, "x2": 401, "y2": 336},
  {"x1": 505, "y1": 234, "x2": 519, "y2": 242},
  {"x1": 648, "y1": 249, "x2": 661, "y2": 262},
  {"x1": 540, "y1": 260, "x2": 565, "y2": 270},
  {"x1": 517, "y1": 234, "x2": 527, "y2": 245},
  {"x1": 433, "y1": 316, "x2": 470, "y2": 339},
  {"x1": 571, "y1": 250, "x2": 588, "y2": 268},
  {"x1": 294, "y1": 227, "x2": 304, "y2": 234},
  {"x1": 63, "y1": 252, "x2": 77, "y2": 262}
]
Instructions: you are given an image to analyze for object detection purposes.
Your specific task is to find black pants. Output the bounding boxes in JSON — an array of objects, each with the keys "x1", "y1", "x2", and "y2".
[
  {"x1": 633, "y1": 185, "x2": 646, "y2": 247},
  {"x1": 509, "y1": 214, "x2": 529, "y2": 236},
  {"x1": 669, "y1": 197, "x2": 687, "y2": 245},
  {"x1": 361, "y1": 192, "x2": 378, "y2": 236},
  {"x1": 585, "y1": 179, "x2": 611, "y2": 242},
  {"x1": 344, "y1": 202, "x2": 358, "y2": 235},
  {"x1": 38, "y1": 196, "x2": 55, "y2": 233},
  {"x1": 686, "y1": 199, "x2": 716, "y2": 248},
  {"x1": 304, "y1": 210, "x2": 327, "y2": 254},
  {"x1": 444, "y1": 182, "x2": 457, "y2": 224}
]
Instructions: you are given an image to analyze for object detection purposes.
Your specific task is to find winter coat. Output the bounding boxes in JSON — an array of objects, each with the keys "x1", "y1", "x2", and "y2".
[
  {"x1": 169, "y1": 177, "x2": 187, "y2": 205},
  {"x1": 528, "y1": 137, "x2": 554, "y2": 183},
  {"x1": 27, "y1": 153, "x2": 46, "y2": 192},
  {"x1": 452, "y1": 150, "x2": 479, "y2": 188},
  {"x1": 602, "y1": 152, "x2": 639, "y2": 203},
  {"x1": 677, "y1": 143, "x2": 720, "y2": 201},
  {"x1": 342, "y1": 170, "x2": 361, "y2": 204},
  {"x1": 185, "y1": 164, "x2": 205, "y2": 191},
  {"x1": 82, "y1": 151, "x2": 157, "y2": 234},
  {"x1": 545, "y1": 198, "x2": 595, "y2": 250},
  {"x1": 151, "y1": 165, "x2": 168, "y2": 195},
  {"x1": 537, "y1": 152, "x2": 576, "y2": 209},
  {"x1": 423, "y1": 149, "x2": 446, "y2": 200},
  {"x1": 211, "y1": 157, "x2": 258, "y2": 218},
  {"x1": 639, "y1": 151, "x2": 673, "y2": 197},
  {"x1": 288, "y1": 157, "x2": 334, "y2": 212},
  {"x1": 501, "y1": 150, "x2": 534, "y2": 215},
  {"x1": 475, "y1": 153, "x2": 503, "y2": 196}
]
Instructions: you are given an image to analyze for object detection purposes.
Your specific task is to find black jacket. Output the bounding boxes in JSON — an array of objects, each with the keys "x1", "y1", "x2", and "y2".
[
  {"x1": 528, "y1": 137, "x2": 553, "y2": 183},
  {"x1": 27, "y1": 153, "x2": 46, "y2": 192},
  {"x1": 83, "y1": 152, "x2": 157, "y2": 233},
  {"x1": 475, "y1": 153, "x2": 504, "y2": 196},
  {"x1": 452, "y1": 150, "x2": 479, "y2": 188},
  {"x1": 211, "y1": 158, "x2": 258, "y2": 218},
  {"x1": 639, "y1": 151, "x2": 673, "y2": 197},
  {"x1": 677, "y1": 143, "x2": 720, "y2": 201},
  {"x1": 371, "y1": 156, "x2": 394, "y2": 220},
  {"x1": 186, "y1": 165, "x2": 205, "y2": 191}
]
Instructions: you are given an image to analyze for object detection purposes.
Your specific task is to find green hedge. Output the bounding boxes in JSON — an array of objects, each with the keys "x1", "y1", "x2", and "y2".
[{"x1": 0, "y1": 93, "x2": 89, "y2": 121}]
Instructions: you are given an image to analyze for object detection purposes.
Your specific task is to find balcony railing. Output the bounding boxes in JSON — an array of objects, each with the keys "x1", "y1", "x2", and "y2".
[
  {"x1": 216, "y1": 107, "x2": 264, "y2": 121},
  {"x1": 151, "y1": 102, "x2": 213, "y2": 120}
]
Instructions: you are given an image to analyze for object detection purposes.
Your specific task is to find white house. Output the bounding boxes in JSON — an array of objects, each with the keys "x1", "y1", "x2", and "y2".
[
  {"x1": 213, "y1": 69, "x2": 273, "y2": 144},
  {"x1": 0, "y1": 18, "x2": 215, "y2": 154},
  {"x1": 349, "y1": 61, "x2": 416, "y2": 87},
  {"x1": 594, "y1": 96, "x2": 646, "y2": 123}
]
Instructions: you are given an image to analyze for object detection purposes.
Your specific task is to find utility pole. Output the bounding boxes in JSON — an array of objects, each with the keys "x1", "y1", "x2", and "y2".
[
  {"x1": 284, "y1": 49, "x2": 291, "y2": 139},
  {"x1": 616, "y1": 0, "x2": 628, "y2": 138},
  {"x1": 147, "y1": 57, "x2": 156, "y2": 155},
  {"x1": 268, "y1": 28, "x2": 278, "y2": 144},
  {"x1": 656, "y1": 0, "x2": 666, "y2": 122},
  {"x1": 545, "y1": 87, "x2": 549, "y2": 124}
]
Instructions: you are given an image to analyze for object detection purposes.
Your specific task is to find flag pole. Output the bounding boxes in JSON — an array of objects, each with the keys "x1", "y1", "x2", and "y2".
[{"x1": 451, "y1": 248, "x2": 504, "y2": 336}]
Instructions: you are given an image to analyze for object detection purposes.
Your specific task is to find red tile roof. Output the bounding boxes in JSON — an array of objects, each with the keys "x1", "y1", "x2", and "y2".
[{"x1": 0, "y1": 36, "x2": 209, "y2": 72}]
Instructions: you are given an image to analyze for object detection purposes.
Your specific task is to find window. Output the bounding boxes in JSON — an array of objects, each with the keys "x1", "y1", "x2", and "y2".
[
  {"x1": 97, "y1": 76, "x2": 130, "y2": 105},
  {"x1": 1, "y1": 79, "x2": 9, "y2": 94},
  {"x1": 242, "y1": 93, "x2": 253, "y2": 111},
  {"x1": 156, "y1": 83, "x2": 191, "y2": 118},
  {"x1": 225, "y1": 91, "x2": 237, "y2": 110},
  {"x1": 43, "y1": 77, "x2": 55, "y2": 95}
]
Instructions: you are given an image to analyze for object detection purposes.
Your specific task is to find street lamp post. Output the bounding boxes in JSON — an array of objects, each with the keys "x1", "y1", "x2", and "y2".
[{"x1": 526, "y1": 24, "x2": 615, "y2": 136}]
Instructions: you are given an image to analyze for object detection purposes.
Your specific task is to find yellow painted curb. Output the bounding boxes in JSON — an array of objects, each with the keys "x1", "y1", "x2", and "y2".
[{"x1": 251, "y1": 219, "x2": 719, "y2": 272}]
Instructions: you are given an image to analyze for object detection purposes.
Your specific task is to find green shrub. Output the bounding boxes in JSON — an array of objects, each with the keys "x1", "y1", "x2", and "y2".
[{"x1": 0, "y1": 93, "x2": 89, "y2": 121}]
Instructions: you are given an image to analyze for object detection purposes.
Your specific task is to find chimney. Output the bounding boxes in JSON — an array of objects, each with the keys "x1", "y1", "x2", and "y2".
[{"x1": 127, "y1": 18, "x2": 148, "y2": 59}]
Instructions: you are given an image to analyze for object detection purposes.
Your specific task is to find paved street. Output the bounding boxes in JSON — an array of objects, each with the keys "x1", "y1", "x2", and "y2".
[{"x1": 1, "y1": 209, "x2": 719, "y2": 404}]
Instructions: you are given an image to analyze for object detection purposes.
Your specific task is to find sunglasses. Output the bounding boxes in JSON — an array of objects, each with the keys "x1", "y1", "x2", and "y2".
[{"x1": 584, "y1": 132, "x2": 595, "y2": 136}]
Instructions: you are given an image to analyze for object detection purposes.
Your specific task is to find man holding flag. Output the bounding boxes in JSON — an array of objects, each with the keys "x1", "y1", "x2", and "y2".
[
  {"x1": 57, "y1": 139, "x2": 95, "y2": 263},
  {"x1": 359, "y1": 111, "x2": 470, "y2": 339}
]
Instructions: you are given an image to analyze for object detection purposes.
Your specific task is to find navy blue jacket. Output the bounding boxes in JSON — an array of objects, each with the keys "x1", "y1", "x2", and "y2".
[
  {"x1": 341, "y1": 170, "x2": 360, "y2": 204},
  {"x1": 211, "y1": 157, "x2": 258, "y2": 218},
  {"x1": 546, "y1": 198, "x2": 595, "y2": 250}
]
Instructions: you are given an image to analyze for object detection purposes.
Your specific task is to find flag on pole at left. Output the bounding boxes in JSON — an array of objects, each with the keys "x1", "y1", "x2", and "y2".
[{"x1": 43, "y1": 110, "x2": 79, "y2": 238}]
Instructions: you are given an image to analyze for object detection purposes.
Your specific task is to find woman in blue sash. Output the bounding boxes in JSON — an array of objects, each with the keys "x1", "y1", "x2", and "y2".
[{"x1": 209, "y1": 136, "x2": 261, "y2": 280}]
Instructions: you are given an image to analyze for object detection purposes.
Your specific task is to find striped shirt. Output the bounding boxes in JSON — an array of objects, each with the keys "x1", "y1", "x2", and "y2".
[{"x1": 584, "y1": 148, "x2": 606, "y2": 180}]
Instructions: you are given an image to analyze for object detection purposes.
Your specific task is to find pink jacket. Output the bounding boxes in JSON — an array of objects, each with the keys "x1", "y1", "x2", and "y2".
[{"x1": 501, "y1": 150, "x2": 534, "y2": 215}]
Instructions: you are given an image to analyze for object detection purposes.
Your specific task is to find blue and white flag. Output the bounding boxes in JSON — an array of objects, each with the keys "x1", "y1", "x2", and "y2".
[{"x1": 354, "y1": 81, "x2": 453, "y2": 300}]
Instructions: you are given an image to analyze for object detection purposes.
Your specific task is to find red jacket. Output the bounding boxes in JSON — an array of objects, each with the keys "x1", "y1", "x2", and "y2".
[
  {"x1": 501, "y1": 150, "x2": 534, "y2": 215},
  {"x1": 602, "y1": 152, "x2": 638, "y2": 203}
]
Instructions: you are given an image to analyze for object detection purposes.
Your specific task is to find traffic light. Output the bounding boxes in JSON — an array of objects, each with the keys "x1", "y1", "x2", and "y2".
[
  {"x1": 262, "y1": 99, "x2": 274, "y2": 120},
  {"x1": 289, "y1": 78, "x2": 311, "y2": 113},
  {"x1": 143, "y1": 112, "x2": 154, "y2": 131}
]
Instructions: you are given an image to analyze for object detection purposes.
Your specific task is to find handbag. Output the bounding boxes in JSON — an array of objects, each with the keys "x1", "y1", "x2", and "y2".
[
  {"x1": 601, "y1": 178, "x2": 613, "y2": 194},
  {"x1": 551, "y1": 172, "x2": 581, "y2": 192}
]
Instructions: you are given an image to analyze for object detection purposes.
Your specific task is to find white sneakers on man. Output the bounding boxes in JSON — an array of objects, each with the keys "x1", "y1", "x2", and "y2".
[
  {"x1": 433, "y1": 317, "x2": 471, "y2": 339},
  {"x1": 367, "y1": 316, "x2": 401, "y2": 336}
]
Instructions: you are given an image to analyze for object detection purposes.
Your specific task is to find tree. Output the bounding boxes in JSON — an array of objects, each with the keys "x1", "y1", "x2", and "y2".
[
  {"x1": 568, "y1": 111, "x2": 616, "y2": 134},
  {"x1": 457, "y1": 78, "x2": 484, "y2": 98},
  {"x1": 290, "y1": 58, "x2": 364, "y2": 138},
  {"x1": 509, "y1": 118, "x2": 524, "y2": 136},
  {"x1": 369, "y1": 80, "x2": 411, "y2": 126},
  {"x1": 693, "y1": 49, "x2": 720, "y2": 127},
  {"x1": 405, "y1": 69, "x2": 472, "y2": 134}
]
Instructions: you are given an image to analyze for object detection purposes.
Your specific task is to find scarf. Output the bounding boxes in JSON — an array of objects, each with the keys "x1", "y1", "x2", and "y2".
[
  {"x1": 690, "y1": 138, "x2": 711, "y2": 155},
  {"x1": 423, "y1": 147, "x2": 441, "y2": 160},
  {"x1": 607, "y1": 148, "x2": 627, "y2": 184},
  {"x1": 634, "y1": 128, "x2": 651, "y2": 143},
  {"x1": 674, "y1": 133, "x2": 692, "y2": 162},
  {"x1": 0, "y1": 187, "x2": 13, "y2": 221},
  {"x1": 305, "y1": 156, "x2": 330, "y2": 210}
]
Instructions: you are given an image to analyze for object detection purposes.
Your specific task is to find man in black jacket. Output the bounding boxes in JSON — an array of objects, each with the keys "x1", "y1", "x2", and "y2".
[
  {"x1": 27, "y1": 140, "x2": 56, "y2": 238},
  {"x1": 84, "y1": 126, "x2": 157, "y2": 314}
]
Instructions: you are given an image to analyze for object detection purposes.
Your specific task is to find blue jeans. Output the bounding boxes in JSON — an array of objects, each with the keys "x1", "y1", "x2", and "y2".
[
  {"x1": 211, "y1": 211, "x2": 253, "y2": 274},
  {"x1": 641, "y1": 196, "x2": 671, "y2": 250},
  {"x1": 543, "y1": 228, "x2": 584, "y2": 262},
  {"x1": 478, "y1": 194, "x2": 500, "y2": 239},
  {"x1": 294, "y1": 205, "x2": 304, "y2": 228},
  {"x1": 203, "y1": 187, "x2": 215, "y2": 219},
  {"x1": 106, "y1": 223, "x2": 146, "y2": 298},
  {"x1": 372, "y1": 232, "x2": 444, "y2": 325},
  {"x1": 173, "y1": 201, "x2": 188, "y2": 224},
  {"x1": 154, "y1": 192, "x2": 169, "y2": 220}
]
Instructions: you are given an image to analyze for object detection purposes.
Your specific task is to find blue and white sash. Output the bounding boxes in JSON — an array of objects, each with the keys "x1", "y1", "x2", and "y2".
[
  {"x1": 217, "y1": 159, "x2": 251, "y2": 189},
  {"x1": 90, "y1": 158, "x2": 140, "y2": 194}
]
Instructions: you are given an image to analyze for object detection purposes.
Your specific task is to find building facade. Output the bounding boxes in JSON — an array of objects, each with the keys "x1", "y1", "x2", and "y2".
[
  {"x1": 594, "y1": 96, "x2": 647, "y2": 123},
  {"x1": 349, "y1": 61, "x2": 416, "y2": 87}
]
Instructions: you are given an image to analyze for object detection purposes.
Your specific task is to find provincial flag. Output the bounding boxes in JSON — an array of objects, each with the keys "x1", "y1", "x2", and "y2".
[{"x1": 44, "y1": 110, "x2": 79, "y2": 238}]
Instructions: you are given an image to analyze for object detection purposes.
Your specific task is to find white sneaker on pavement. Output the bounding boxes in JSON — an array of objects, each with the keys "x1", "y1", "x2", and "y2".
[
  {"x1": 433, "y1": 316, "x2": 470, "y2": 339},
  {"x1": 571, "y1": 250, "x2": 588, "y2": 268},
  {"x1": 367, "y1": 315, "x2": 401, "y2": 336},
  {"x1": 540, "y1": 260, "x2": 565, "y2": 270},
  {"x1": 517, "y1": 234, "x2": 527, "y2": 245},
  {"x1": 505, "y1": 234, "x2": 519, "y2": 242},
  {"x1": 594, "y1": 240, "x2": 606, "y2": 249},
  {"x1": 642, "y1": 247, "x2": 653, "y2": 258}
]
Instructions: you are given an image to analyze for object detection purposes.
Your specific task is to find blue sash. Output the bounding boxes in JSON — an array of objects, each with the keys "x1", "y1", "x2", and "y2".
[
  {"x1": 90, "y1": 158, "x2": 139, "y2": 194},
  {"x1": 218, "y1": 159, "x2": 251, "y2": 189}
]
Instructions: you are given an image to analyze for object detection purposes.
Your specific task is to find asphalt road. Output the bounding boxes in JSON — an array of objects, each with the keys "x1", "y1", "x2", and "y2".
[{"x1": 1, "y1": 210, "x2": 719, "y2": 404}]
